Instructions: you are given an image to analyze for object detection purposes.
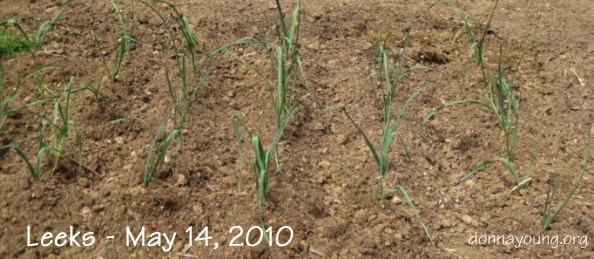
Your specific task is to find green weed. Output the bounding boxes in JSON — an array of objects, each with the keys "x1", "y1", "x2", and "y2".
[
  {"x1": 1, "y1": 0, "x2": 71, "y2": 107},
  {"x1": 0, "y1": 0, "x2": 71, "y2": 53},
  {"x1": 0, "y1": 29, "x2": 30, "y2": 58}
]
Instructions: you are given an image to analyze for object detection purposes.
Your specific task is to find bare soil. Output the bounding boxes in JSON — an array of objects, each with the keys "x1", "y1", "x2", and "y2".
[{"x1": 1, "y1": 0, "x2": 592, "y2": 258}]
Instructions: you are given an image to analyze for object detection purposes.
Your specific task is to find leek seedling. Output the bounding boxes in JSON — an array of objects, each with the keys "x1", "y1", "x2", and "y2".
[
  {"x1": 542, "y1": 126, "x2": 591, "y2": 230},
  {"x1": 123, "y1": 1, "x2": 219, "y2": 185},
  {"x1": 202, "y1": 0, "x2": 324, "y2": 173},
  {"x1": 98, "y1": 114, "x2": 183, "y2": 187},
  {"x1": 344, "y1": 28, "x2": 435, "y2": 204},
  {"x1": 343, "y1": 27, "x2": 436, "y2": 247},
  {"x1": 0, "y1": 76, "x2": 86, "y2": 180},
  {"x1": 230, "y1": 104, "x2": 297, "y2": 247},
  {"x1": 224, "y1": 0, "x2": 322, "y2": 213},
  {"x1": 109, "y1": 0, "x2": 131, "y2": 82},
  {"x1": 422, "y1": 1, "x2": 541, "y2": 189},
  {"x1": 0, "y1": 144, "x2": 40, "y2": 181},
  {"x1": 231, "y1": 99, "x2": 297, "y2": 216},
  {"x1": 47, "y1": 77, "x2": 83, "y2": 175},
  {"x1": 143, "y1": 109, "x2": 181, "y2": 186},
  {"x1": 138, "y1": 0, "x2": 216, "y2": 131}
]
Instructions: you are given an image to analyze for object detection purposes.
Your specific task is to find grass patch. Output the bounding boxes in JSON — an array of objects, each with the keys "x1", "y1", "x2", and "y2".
[
  {"x1": 0, "y1": 0, "x2": 71, "y2": 53},
  {"x1": 0, "y1": 29, "x2": 31, "y2": 58}
]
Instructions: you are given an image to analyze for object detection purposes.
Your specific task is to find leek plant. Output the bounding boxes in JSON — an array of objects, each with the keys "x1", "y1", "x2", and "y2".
[
  {"x1": 542, "y1": 126, "x2": 591, "y2": 230},
  {"x1": 422, "y1": 0, "x2": 541, "y2": 189},
  {"x1": 343, "y1": 27, "x2": 436, "y2": 247}
]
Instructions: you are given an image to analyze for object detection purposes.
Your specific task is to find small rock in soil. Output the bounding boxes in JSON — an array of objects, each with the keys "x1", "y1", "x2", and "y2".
[
  {"x1": 336, "y1": 134, "x2": 347, "y2": 144},
  {"x1": 460, "y1": 214, "x2": 478, "y2": 226},
  {"x1": 78, "y1": 177, "x2": 90, "y2": 188},
  {"x1": 324, "y1": 217, "x2": 349, "y2": 238},
  {"x1": 436, "y1": 197, "x2": 454, "y2": 209},
  {"x1": 192, "y1": 204, "x2": 203, "y2": 214},
  {"x1": 439, "y1": 218, "x2": 454, "y2": 228},
  {"x1": 318, "y1": 160, "x2": 331, "y2": 168},
  {"x1": 391, "y1": 196, "x2": 402, "y2": 205},
  {"x1": 354, "y1": 209, "x2": 368, "y2": 225},
  {"x1": 176, "y1": 174, "x2": 187, "y2": 186},
  {"x1": 114, "y1": 136, "x2": 124, "y2": 145}
]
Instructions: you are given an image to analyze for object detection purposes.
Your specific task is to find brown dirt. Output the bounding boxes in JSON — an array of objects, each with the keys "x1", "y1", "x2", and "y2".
[{"x1": 1, "y1": 0, "x2": 592, "y2": 258}]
